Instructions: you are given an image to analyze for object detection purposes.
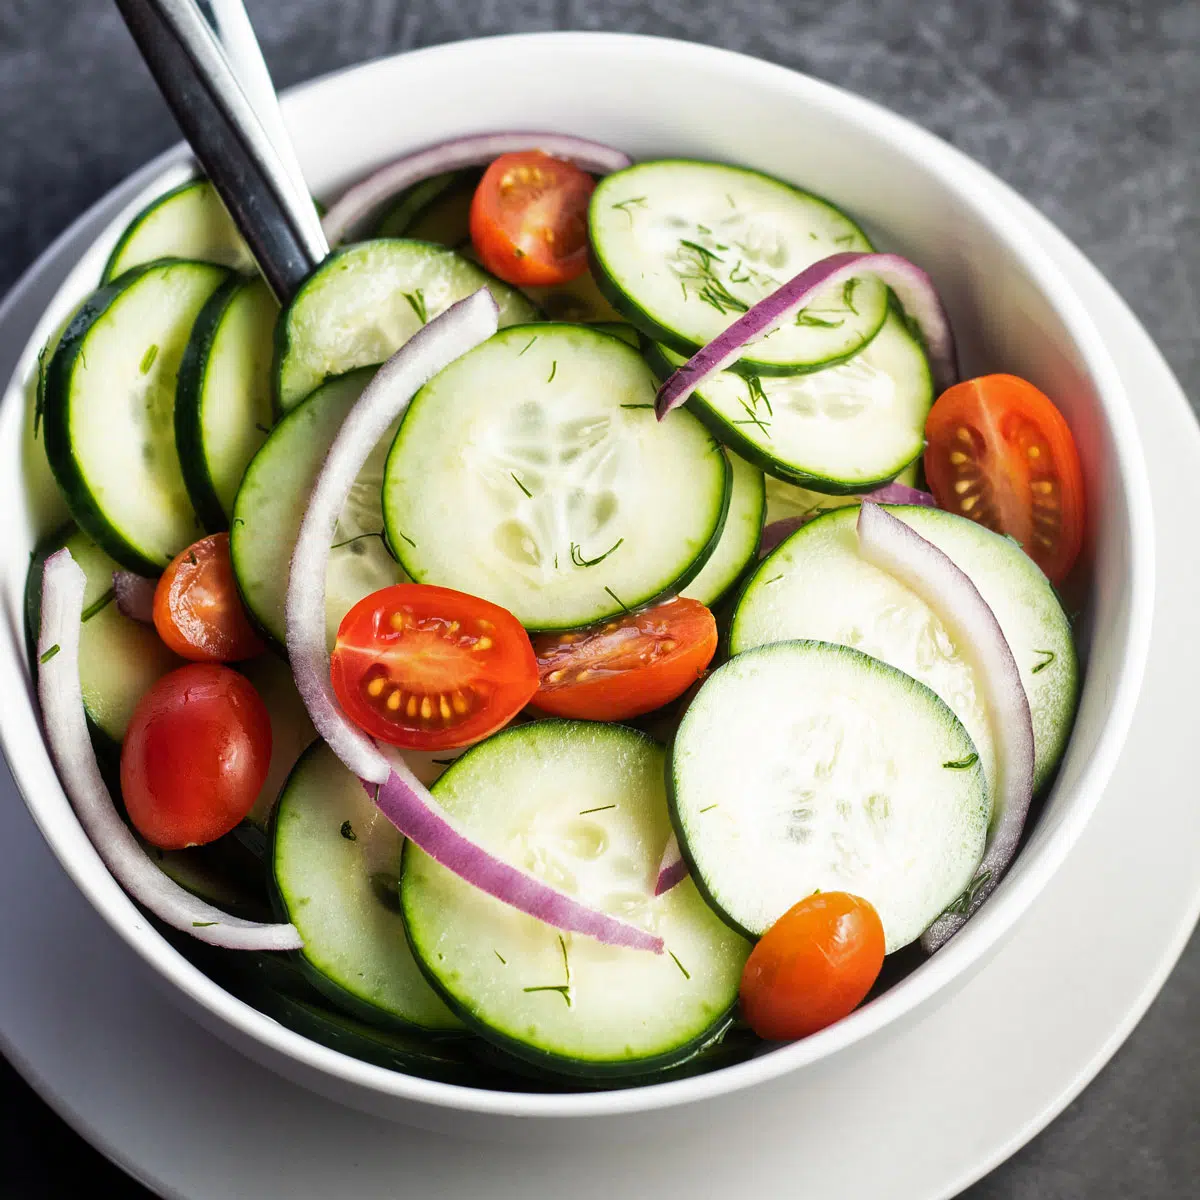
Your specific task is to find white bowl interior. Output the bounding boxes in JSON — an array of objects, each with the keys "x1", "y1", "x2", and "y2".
[{"x1": 0, "y1": 34, "x2": 1152, "y2": 1127}]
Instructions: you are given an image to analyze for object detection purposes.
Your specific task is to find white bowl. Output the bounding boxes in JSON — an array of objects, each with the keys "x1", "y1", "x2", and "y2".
[{"x1": 0, "y1": 33, "x2": 1153, "y2": 1135}]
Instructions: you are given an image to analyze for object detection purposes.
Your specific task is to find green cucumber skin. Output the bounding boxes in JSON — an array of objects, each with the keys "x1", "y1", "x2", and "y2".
[
  {"x1": 691, "y1": 463, "x2": 766, "y2": 610},
  {"x1": 387, "y1": 322, "x2": 734, "y2": 633},
  {"x1": 42, "y1": 263, "x2": 225, "y2": 574},
  {"x1": 588, "y1": 158, "x2": 885, "y2": 377},
  {"x1": 175, "y1": 274, "x2": 245, "y2": 532}
]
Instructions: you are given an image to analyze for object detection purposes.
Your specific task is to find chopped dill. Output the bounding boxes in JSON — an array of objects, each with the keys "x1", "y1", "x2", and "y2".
[
  {"x1": 604, "y1": 586, "x2": 631, "y2": 613},
  {"x1": 942, "y1": 752, "x2": 980, "y2": 770},
  {"x1": 570, "y1": 538, "x2": 624, "y2": 568},
  {"x1": 547, "y1": 360, "x2": 557, "y2": 384},
  {"x1": 139, "y1": 343, "x2": 159, "y2": 374},
  {"x1": 579, "y1": 804, "x2": 617, "y2": 815},
  {"x1": 518, "y1": 335, "x2": 538, "y2": 357},
  {"x1": 1031, "y1": 649, "x2": 1056, "y2": 674},
  {"x1": 511, "y1": 472, "x2": 533, "y2": 498},
  {"x1": 340, "y1": 820, "x2": 357, "y2": 841},
  {"x1": 81, "y1": 588, "x2": 115, "y2": 623},
  {"x1": 331, "y1": 530, "x2": 385, "y2": 551},
  {"x1": 39, "y1": 644, "x2": 60, "y2": 664},
  {"x1": 403, "y1": 288, "x2": 428, "y2": 324},
  {"x1": 668, "y1": 951, "x2": 691, "y2": 980}
]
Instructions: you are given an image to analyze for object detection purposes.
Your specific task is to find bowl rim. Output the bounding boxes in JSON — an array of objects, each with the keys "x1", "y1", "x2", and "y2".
[{"x1": 0, "y1": 31, "x2": 1154, "y2": 1118}]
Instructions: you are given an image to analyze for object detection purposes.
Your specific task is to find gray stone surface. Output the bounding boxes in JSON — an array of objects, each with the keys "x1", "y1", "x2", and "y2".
[{"x1": 0, "y1": 1, "x2": 1196, "y2": 1196}]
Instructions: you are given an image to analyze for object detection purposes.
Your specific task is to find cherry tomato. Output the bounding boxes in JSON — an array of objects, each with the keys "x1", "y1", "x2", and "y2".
[
  {"x1": 530, "y1": 598, "x2": 717, "y2": 721},
  {"x1": 740, "y1": 892, "x2": 885, "y2": 1041},
  {"x1": 469, "y1": 151, "x2": 595, "y2": 287},
  {"x1": 330, "y1": 584, "x2": 538, "y2": 751},
  {"x1": 121, "y1": 664, "x2": 272, "y2": 849},
  {"x1": 924, "y1": 374, "x2": 1086, "y2": 583},
  {"x1": 153, "y1": 533, "x2": 265, "y2": 662}
]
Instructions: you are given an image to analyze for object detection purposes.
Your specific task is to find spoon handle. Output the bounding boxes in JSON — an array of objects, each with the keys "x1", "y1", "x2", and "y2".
[{"x1": 114, "y1": 0, "x2": 329, "y2": 302}]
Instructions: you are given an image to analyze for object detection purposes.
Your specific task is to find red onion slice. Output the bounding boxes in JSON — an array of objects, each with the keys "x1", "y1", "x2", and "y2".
[
  {"x1": 112, "y1": 570, "x2": 156, "y2": 624},
  {"x1": 862, "y1": 482, "x2": 937, "y2": 507},
  {"x1": 322, "y1": 132, "x2": 632, "y2": 244},
  {"x1": 367, "y1": 755, "x2": 663, "y2": 954},
  {"x1": 654, "y1": 832, "x2": 688, "y2": 896},
  {"x1": 286, "y1": 289, "x2": 501, "y2": 785},
  {"x1": 38, "y1": 549, "x2": 303, "y2": 951},
  {"x1": 855, "y1": 503, "x2": 1034, "y2": 952},
  {"x1": 656, "y1": 252, "x2": 957, "y2": 419}
]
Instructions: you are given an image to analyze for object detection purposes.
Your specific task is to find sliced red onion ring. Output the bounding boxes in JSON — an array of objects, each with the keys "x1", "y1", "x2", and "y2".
[
  {"x1": 112, "y1": 569, "x2": 156, "y2": 624},
  {"x1": 855, "y1": 503, "x2": 1034, "y2": 952},
  {"x1": 654, "y1": 832, "x2": 688, "y2": 896},
  {"x1": 656, "y1": 252, "x2": 957, "y2": 419},
  {"x1": 286, "y1": 289, "x2": 501, "y2": 785},
  {"x1": 862, "y1": 482, "x2": 937, "y2": 507},
  {"x1": 322, "y1": 132, "x2": 632, "y2": 244},
  {"x1": 365, "y1": 757, "x2": 663, "y2": 954},
  {"x1": 38, "y1": 549, "x2": 302, "y2": 951}
]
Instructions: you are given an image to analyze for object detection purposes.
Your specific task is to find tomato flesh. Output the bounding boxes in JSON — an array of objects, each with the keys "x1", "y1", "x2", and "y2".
[
  {"x1": 469, "y1": 151, "x2": 595, "y2": 287},
  {"x1": 530, "y1": 598, "x2": 717, "y2": 721},
  {"x1": 924, "y1": 374, "x2": 1086, "y2": 583},
  {"x1": 121, "y1": 664, "x2": 272, "y2": 849},
  {"x1": 153, "y1": 533, "x2": 265, "y2": 662},
  {"x1": 740, "y1": 892, "x2": 885, "y2": 1041},
  {"x1": 330, "y1": 584, "x2": 538, "y2": 751}
]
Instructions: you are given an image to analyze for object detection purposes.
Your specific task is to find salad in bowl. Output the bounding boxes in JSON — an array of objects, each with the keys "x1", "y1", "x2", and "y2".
[{"x1": 8, "y1": 34, "x2": 1141, "y2": 1110}]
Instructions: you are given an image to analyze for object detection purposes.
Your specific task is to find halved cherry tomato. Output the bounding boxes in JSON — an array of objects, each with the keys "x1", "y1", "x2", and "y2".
[
  {"x1": 121, "y1": 664, "x2": 272, "y2": 849},
  {"x1": 469, "y1": 151, "x2": 595, "y2": 287},
  {"x1": 530, "y1": 598, "x2": 717, "y2": 722},
  {"x1": 924, "y1": 374, "x2": 1086, "y2": 583},
  {"x1": 153, "y1": 533, "x2": 265, "y2": 662},
  {"x1": 330, "y1": 584, "x2": 538, "y2": 751},
  {"x1": 740, "y1": 892, "x2": 885, "y2": 1041}
]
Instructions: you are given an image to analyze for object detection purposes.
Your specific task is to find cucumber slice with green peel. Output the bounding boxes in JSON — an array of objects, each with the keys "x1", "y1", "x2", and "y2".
[
  {"x1": 271, "y1": 742, "x2": 462, "y2": 1033},
  {"x1": 373, "y1": 167, "x2": 621, "y2": 323},
  {"x1": 231, "y1": 368, "x2": 404, "y2": 650},
  {"x1": 383, "y1": 323, "x2": 730, "y2": 631},
  {"x1": 176, "y1": 276, "x2": 279, "y2": 529},
  {"x1": 589, "y1": 160, "x2": 887, "y2": 374},
  {"x1": 272, "y1": 240, "x2": 538, "y2": 410},
  {"x1": 102, "y1": 179, "x2": 253, "y2": 282},
  {"x1": 237, "y1": 654, "x2": 316, "y2": 835},
  {"x1": 401, "y1": 721, "x2": 750, "y2": 1077},
  {"x1": 763, "y1": 461, "x2": 920, "y2": 522},
  {"x1": 681, "y1": 453, "x2": 764, "y2": 608},
  {"x1": 25, "y1": 526, "x2": 182, "y2": 749},
  {"x1": 730, "y1": 505, "x2": 1078, "y2": 796},
  {"x1": 144, "y1": 835, "x2": 273, "y2": 923},
  {"x1": 670, "y1": 641, "x2": 989, "y2": 951},
  {"x1": 646, "y1": 309, "x2": 932, "y2": 492},
  {"x1": 588, "y1": 320, "x2": 640, "y2": 348},
  {"x1": 42, "y1": 260, "x2": 229, "y2": 573}
]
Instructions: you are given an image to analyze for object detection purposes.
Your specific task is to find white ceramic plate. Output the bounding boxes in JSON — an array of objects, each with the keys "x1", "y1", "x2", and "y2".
[
  {"x1": 0, "y1": 149, "x2": 1193, "y2": 1198},
  {"x1": 0, "y1": 35, "x2": 1155, "y2": 1128}
]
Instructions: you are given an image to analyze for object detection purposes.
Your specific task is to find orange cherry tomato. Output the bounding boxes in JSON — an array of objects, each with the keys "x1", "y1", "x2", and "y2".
[
  {"x1": 330, "y1": 584, "x2": 538, "y2": 751},
  {"x1": 530, "y1": 598, "x2": 718, "y2": 722},
  {"x1": 121, "y1": 664, "x2": 272, "y2": 849},
  {"x1": 153, "y1": 533, "x2": 265, "y2": 662},
  {"x1": 469, "y1": 151, "x2": 595, "y2": 286},
  {"x1": 924, "y1": 374, "x2": 1086, "y2": 583},
  {"x1": 740, "y1": 892, "x2": 885, "y2": 1041}
]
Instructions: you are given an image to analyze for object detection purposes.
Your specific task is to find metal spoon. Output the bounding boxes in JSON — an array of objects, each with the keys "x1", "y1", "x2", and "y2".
[{"x1": 113, "y1": 0, "x2": 329, "y2": 301}]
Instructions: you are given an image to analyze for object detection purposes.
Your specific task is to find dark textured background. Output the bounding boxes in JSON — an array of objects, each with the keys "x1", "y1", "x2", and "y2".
[{"x1": 1, "y1": 1, "x2": 1197, "y2": 1196}]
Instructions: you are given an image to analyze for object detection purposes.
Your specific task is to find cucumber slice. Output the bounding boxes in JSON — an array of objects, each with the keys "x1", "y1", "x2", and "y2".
[
  {"x1": 102, "y1": 179, "x2": 252, "y2": 282},
  {"x1": 271, "y1": 742, "x2": 462, "y2": 1032},
  {"x1": 730, "y1": 505, "x2": 1078, "y2": 796},
  {"x1": 145, "y1": 835, "x2": 272, "y2": 923},
  {"x1": 590, "y1": 160, "x2": 887, "y2": 373},
  {"x1": 238, "y1": 654, "x2": 317, "y2": 835},
  {"x1": 176, "y1": 276, "x2": 279, "y2": 530},
  {"x1": 401, "y1": 721, "x2": 750, "y2": 1077},
  {"x1": 681, "y1": 453, "x2": 764, "y2": 607},
  {"x1": 383, "y1": 323, "x2": 730, "y2": 630},
  {"x1": 231, "y1": 368, "x2": 404, "y2": 649},
  {"x1": 374, "y1": 167, "x2": 621, "y2": 323},
  {"x1": 42, "y1": 260, "x2": 229, "y2": 573},
  {"x1": 273, "y1": 240, "x2": 538, "y2": 410},
  {"x1": 25, "y1": 526, "x2": 182, "y2": 749},
  {"x1": 670, "y1": 641, "x2": 989, "y2": 951},
  {"x1": 647, "y1": 309, "x2": 932, "y2": 491}
]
